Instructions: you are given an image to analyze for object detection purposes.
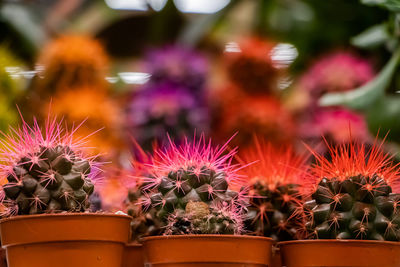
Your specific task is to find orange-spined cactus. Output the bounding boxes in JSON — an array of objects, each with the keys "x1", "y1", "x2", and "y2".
[
  {"x1": 35, "y1": 35, "x2": 109, "y2": 93},
  {"x1": 240, "y1": 139, "x2": 307, "y2": 241},
  {"x1": 301, "y1": 139, "x2": 400, "y2": 240}
]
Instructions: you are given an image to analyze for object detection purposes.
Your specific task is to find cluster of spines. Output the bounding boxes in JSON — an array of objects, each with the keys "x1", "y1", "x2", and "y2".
[
  {"x1": 301, "y1": 140, "x2": 400, "y2": 241},
  {"x1": 0, "y1": 117, "x2": 99, "y2": 216}
]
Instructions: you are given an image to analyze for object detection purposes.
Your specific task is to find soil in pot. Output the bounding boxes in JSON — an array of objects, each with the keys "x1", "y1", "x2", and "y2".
[
  {"x1": 143, "y1": 235, "x2": 273, "y2": 267},
  {"x1": 0, "y1": 213, "x2": 131, "y2": 267},
  {"x1": 280, "y1": 239, "x2": 400, "y2": 267},
  {"x1": 123, "y1": 243, "x2": 144, "y2": 267}
]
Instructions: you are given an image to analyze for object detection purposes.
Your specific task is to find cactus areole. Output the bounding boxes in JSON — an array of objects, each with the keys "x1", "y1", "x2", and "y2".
[{"x1": 0, "y1": 117, "x2": 131, "y2": 267}]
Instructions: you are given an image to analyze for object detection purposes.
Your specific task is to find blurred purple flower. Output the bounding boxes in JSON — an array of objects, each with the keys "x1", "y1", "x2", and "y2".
[
  {"x1": 143, "y1": 45, "x2": 208, "y2": 93},
  {"x1": 128, "y1": 82, "x2": 209, "y2": 148}
]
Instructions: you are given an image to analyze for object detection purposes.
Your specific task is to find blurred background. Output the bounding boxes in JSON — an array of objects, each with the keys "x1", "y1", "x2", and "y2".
[{"x1": 1, "y1": 0, "x2": 400, "y2": 171}]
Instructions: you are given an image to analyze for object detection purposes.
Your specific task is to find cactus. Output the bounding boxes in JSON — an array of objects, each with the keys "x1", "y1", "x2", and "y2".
[
  {"x1": 0, "y1": 117, "x2": 99, "y2": 216},
  {"x1": 302, "y1": 141, "x2": 400, "y2": 240},
  {"x1": 240, "y1": 140, "x2": 306, "y2": 241},
  {"x1": 225, "y1": 38, "x2": 279, "y2": 95},
  {"x1": 124, "y1": 146, "x2": 164, "y2": 241},
  {"x1": 165, "y1": 201, "x2": 241, "y2": 235},
  {"x1": 35, "y1": 35, "x2": 109, "y2": 93},
  {"x1": 126, "y1": 189, "x2": 163, "y2": 240},
  {"x1": 142, "y1": 135, "x2": 247, "y2": 235}
]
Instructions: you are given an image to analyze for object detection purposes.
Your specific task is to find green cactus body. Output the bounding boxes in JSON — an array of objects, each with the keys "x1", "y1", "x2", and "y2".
[
  {"x1": 142, "y1": 135, "x2": 246, "y2": 235},
  {"x1": 305, "y1": 175, "x2": 400, "y2": 240},
  {"x1": 3, "y1": 145, "x2": 94, "y2": 215},
  {"x1": 303, "y1": 141, "x2": 400, "y2": 241},
  {"x1": 165, "y1": 201, "x2": 238, "y2": 235},
  {"x1": 246, "y1": 181, "x2": 302, "y2": 241},
  {"x1": 126, "y1": 189, "x2": 163, "y2": 241},
  {"x1": 0, "y1": 117, "x2": 98, "y2": 217},
  {"x1": 149, "y1": 166, "x2": 239, "y2": 221},
  {"x1": 241, "y1": 142, "x2": 306, "y2": 241}
]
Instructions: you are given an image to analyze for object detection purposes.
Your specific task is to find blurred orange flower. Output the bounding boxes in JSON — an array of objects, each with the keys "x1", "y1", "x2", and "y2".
[{"x1": 35, "y1": 35, "x2": 109, "y2": 93}]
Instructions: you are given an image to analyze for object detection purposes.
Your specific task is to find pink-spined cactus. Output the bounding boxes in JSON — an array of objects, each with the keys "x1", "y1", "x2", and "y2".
[
  {"x1": 299, "y1": 107, "x2": 371, "y2": 145},
  {"x1": 0, "y1": 116, "x2": 101, "y2": 217},
  {"x1": 298, "y1": 51, "x2": 374, "y2": 97},
  {"x1": 141, "y1": 134, "x2": 248, "y2": 235}
]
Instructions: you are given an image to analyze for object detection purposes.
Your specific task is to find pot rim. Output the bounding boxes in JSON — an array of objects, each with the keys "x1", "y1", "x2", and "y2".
[
  {"x1": 279, "y1": 239, "x2": 400, "y2": 246},
  {"x1": 126, "y1": 242, "x2": 143, "y2": 247},
  {"x1": 142, "y1": 234, "x2": 273, "y2": 242},
  {"x1": 0, "y1": 212, "x2": 132, "y2": 223}
]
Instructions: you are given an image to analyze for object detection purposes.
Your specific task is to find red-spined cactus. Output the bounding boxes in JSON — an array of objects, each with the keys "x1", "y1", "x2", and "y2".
[
  {"x1": 141, "y1": 135, "x2": 247, "y2": 235},
  {"x1": 301, "y1": 140, "x2": 400, "y2": 240},
  {"x1": 240, "y1": 140, "x2": 307, "y2": 241},
  {"x1": 0, "y1": 116, "x2": 100, "y2": 216}
]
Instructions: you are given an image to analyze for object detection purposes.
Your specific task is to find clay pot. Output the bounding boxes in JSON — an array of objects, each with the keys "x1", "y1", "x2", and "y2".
[
  {"x1": 270, "y1": 246, "x2": 282, "y2": 267},
  {"x1": 122, "y1": 243, "x2": 144, "y2": 267},
  {"x1": 0, "y1": 248, "x2": 6, "y2": 267},
  {"x1": 280, "y1": 239, "x2": 400, "y2": 267},
  {"x1": 143, "y1": 235, "x2": 273, "y2": 267},
  {"x1": 0, "y1": 213, "x2": 131, "y2": 267}
]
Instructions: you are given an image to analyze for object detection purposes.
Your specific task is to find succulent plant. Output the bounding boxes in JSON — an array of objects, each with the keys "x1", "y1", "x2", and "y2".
[
  {"x1": 142, "y1": 135, "x2": 247, "y2": 235},
  {"x1": 302, "y1": 140, "x2": 400, "y2": 240},
  {"x1": 165, "y1": 201, "x2": 241, "y2": 235},
  {"x1": 123, "y1": 146, "x2": 164, "y2": 241},
  {"x1": 0, "y1": 117, "x2": 99, "y2": 216},
  {"x1": 216, "y1": 94, "x2": 295, "y2": 148},
  {"x1": 143, "y1": 45, "x2": 208, "y2": 94},
  {"x1": 35, "y1": 35, "x2": 109, "y2": 93},
  {"x1": 296, "y1": 51, "x2": 374, "y2": 98},
  {"x1": 240, "y1": 140, "x2": 307, "y2": 241},
  {"x1": 225, "y1": 38, "x2": 279, "y2": 95},
  {"x1": 126, "y1": 188, "x2": 163, "y2": 241},
  {"x1": 128, "y1": 82, "x2": 209, "y2": 150}
]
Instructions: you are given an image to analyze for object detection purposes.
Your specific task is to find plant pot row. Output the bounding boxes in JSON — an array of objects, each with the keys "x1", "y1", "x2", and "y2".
[
  {"x1": 126, "y1": 238, "x2": 400, "y2": 267},
  {"x1": 2, "y1": 213, "x2": 400, "y2": 267}
]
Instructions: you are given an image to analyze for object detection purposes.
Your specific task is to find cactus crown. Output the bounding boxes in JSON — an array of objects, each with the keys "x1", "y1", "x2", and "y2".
[
  {"x1": 0, "y1": 116, "x2": 99, "y2": 217},
  {"x1": 302, "y1": 140, "x2": 400, "y2": 240},
  {"x1": 240, "y1": 140, "x2": 307, "y2": 241},
  {"x1": 142, "y1": 134, "x2": 247, "y2": 235}
]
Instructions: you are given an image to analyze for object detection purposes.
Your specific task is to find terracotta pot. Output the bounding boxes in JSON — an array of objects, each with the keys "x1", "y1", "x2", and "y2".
[
  {"x1": 143, "y1": 235, "x2": 273, "y2": 267},
  {"x1": 270, "y1": 246, "x2": 282, "y2": 267},
  {"x1": 280, "y1": 239, "x2": 400, "y2": 267},
  {"x1": 0, "y1": 213, "x2": 131, "y2": 267},
  {"x1": 0, "y1": 248, "x2": 6, "y2": 267},
  {"x1": 122, "y1": 243, "x2": 144, "y2": 267}
]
